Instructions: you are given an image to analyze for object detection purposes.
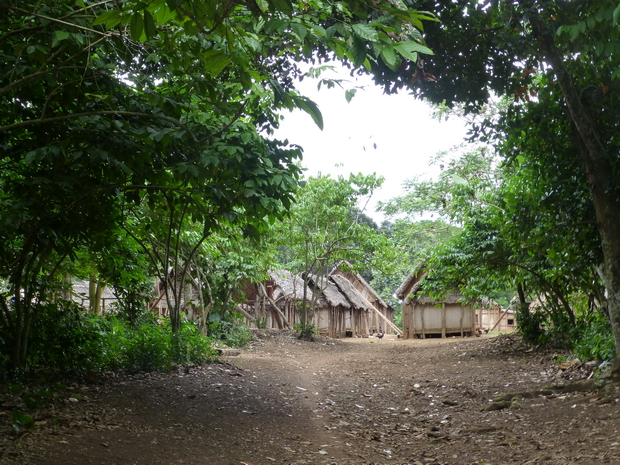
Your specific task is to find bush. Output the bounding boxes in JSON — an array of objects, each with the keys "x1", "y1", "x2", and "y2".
[
  {"x1": 27, "y1": 301, "x2": 113, "y2": 378},
  {"x1": 573, "y1": 311, "x2": 615, "y2": 363},
  {"x1": 0, "y1": 300, "x2": 218, "y2": 380},
  {"x1": 208, "y1": 312, "x2": 254, "y2": 348},
  {"x1": 516, "y1": 303, "x2": 547, "y2": 343},
  {"x1": 105, "y1": 316, "x2": 218, "y2": 373}
]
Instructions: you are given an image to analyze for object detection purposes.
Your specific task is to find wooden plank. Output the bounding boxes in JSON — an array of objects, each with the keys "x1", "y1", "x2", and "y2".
[
  {"x1": 409, "y1": 303, "x2": 414, "y2": 339},
  {"x1": 368, "y1": 303, "x2": 402, "y2": 335}
]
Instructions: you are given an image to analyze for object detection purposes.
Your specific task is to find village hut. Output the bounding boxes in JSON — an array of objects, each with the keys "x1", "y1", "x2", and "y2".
[
  {"x1": 474, "y1": 298, "x2": 516, "y2": 333},
  {"x1": 395, "y1": 270, "x2": 476, "y2": 339},
  {"x1": 239, "y1": 270, "x2": 384, "y2": 338},
  {"x1": 318, "y1": 273, "x2": 374, "y2": 338},
  {"x1": 72, "y1": 279, "x2": 118, "y2": 312},
  {"x1": 236, "y1": 270, "x2": 313, "y2": 330},
  {"x1": 330, "y1": 262, "x2": 395, "y2": 334}
]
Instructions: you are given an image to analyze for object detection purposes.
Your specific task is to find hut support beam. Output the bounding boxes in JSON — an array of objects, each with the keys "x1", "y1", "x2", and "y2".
[
  {"x1": 236, "y1": 305, "x2": 258, "y2": 326},
  {"x1": 258, "y1": 283, "x2": 291, "y2": 329},
  {"x1": 442, "y1": 304, "x2": 446, "y2": 338},
  {"x1": 490, "y1": 307, "x2": 511, "y2": 332},
  {"x1": 369, "y1": 304, "x2": 402, "y2": 336}
]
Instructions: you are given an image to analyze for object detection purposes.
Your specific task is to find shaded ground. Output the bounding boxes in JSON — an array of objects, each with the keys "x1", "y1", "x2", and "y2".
[{"x1": 2, "y1": 331, "x2": 620, "y2": 465}]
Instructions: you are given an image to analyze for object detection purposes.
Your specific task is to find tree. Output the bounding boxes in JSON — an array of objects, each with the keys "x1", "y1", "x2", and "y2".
[
  {"x1": 376, "y1": 0, "x2": 620, "y2": 367},
  {"x1": 0, "y1": 0, "x2": 436, "y2": 370},
  {"x1": 383, "y1": 113, "x2": 605, "y2": 341},
  {"x1": 273, "y1": 173, "x2": 395, "y2": 339}
]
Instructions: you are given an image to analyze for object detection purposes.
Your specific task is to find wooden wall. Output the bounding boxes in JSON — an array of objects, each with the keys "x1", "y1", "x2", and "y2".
[
  {"x1": 316, "y1": 306, "x2": 368, "y2": 338},
  {"x1": 477, "y1": 308, "x2": 516, "y2": 332},
  {"x1": 402, "y1": 301, "x2": 476, "y2": 339}
]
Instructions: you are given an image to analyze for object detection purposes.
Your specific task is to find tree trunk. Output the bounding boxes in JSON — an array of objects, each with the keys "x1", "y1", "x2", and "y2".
[{"x1": 531, "y1": 13, "x2": 620, "y2": 370}]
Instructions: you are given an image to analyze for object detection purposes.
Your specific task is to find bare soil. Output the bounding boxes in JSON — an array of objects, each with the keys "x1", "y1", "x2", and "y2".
[{"x1": 2, "y1": 331, "x2": 620, "y2": 465}]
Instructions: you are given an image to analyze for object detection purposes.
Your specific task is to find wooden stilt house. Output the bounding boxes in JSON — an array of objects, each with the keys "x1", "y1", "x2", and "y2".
[
  {"x1": 330, "y1": 262, "x2": 395, "y2": 334},
  {"x1": 395, "y1": 270, "x2": 476, "y2": 339},
  {"x1": 313, "y1": 273, "x2": 373, "y2": 338},
  {"x1": 238, "y1": 270, "x2": 384, "y2": 338}
]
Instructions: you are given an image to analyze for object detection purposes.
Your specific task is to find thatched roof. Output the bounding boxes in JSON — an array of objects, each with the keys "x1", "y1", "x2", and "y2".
[
  {"x1": 72, "y1": 280, "x2": 117, "y2": 301},
  {"x1": 236, "y1": 270, "x2": 315, "y2": 304},
  {"x1": 396, "y1": 267, "x2": 470, "y2": 306},
  {"x1": 268, "y1": 270, "x2": 315, "y2": 302},
  {"x1": 395, "y1": 274, "x2": 423, "y2": 301},
  {"x1": 406, "y1": 290, "x2": 465, "y2": 306},
  {"x1": 330, "y1": 274, "x2": 373, "y2": 310},
  {"x1": 242, "y1": 269, "x2": 379, "y2": 311},
  {"x1": 476, "y1": 297, "x2": 502, "y2": 310},
  {"x1": 307, "y1": 274, "x2": 351, "y2": 308},
  {"x1": 330, "y1": 261, "x2": 388, "y2": 309}
]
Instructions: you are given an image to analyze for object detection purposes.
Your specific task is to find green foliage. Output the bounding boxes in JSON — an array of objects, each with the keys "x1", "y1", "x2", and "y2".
[
  {"x1": 207, "y1": 313, "x2": 254, "y2": 348},
  {"x1": 573, "y1": 312, "x2": 616, "y2": 363},
  {"x1": 26, "y1": 301, "x2": 112, "y2": 379},
  {"x1": 0, "y1": 299, "x2": 217, "y2": 379},
  {"x1": 106, "y1": 316, "x2": 217, "y2": 373},
  {"x1": 515, "y1": 304, "x2": 548, "y2": 344},
  {"x1": 293, "y1": 323, "x2": 318, "y2": 340},
  {"x1": 10, "y1": 409, "x2": 34, "y2": 433}
]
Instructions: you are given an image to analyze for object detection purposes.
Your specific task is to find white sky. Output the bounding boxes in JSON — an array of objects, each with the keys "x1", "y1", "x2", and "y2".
[{"x1": 273, "y1": 67, "x2": 469, "y2": 223}]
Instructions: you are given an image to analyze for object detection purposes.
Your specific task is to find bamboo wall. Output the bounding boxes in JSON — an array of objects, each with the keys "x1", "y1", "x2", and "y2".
[
  {"x1": 402, "y1": 302, "x2": 476, "y2": 339},
  {"x1": 477, "y1": 308, "x2": 516, "y2": 332}
]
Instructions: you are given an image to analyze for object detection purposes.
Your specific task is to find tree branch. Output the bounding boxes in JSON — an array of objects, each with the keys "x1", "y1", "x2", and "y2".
[{"x1": 0, "y1": 111, "x2": 198, "y2": 142}]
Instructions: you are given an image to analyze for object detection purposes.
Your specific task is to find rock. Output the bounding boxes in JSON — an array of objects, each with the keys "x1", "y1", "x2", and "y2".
[{"x1": 482, "y1": 400, "x2": 513, "y2": 412}]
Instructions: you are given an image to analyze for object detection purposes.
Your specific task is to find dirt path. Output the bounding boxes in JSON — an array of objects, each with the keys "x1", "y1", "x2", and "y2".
[{"x1": 3, "y1": 331, "x2": 620, "y2": 464}]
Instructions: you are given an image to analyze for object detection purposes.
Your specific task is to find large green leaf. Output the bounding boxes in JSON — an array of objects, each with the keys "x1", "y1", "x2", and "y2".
[
  {"x1": 290, "y1": 95, "x2": 323, "y2": 130},
  {"x1": 380, "y1": 45, "x2": 400, "y2": 71},
  {"x1": 393, "y1": 40, "x2": 433, "y2": 58}
]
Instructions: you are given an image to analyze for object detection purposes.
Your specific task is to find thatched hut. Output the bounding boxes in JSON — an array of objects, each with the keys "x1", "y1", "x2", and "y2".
[
  {"x1": 315, "y1": 273, "x2": 373, "y2": 338},
  {"x1": 330, "y1": 262, "x2": 395, "y2": 334},
  {"x1": 395, "y1": 271, "x2": 476, "y2": 339},
  {"x1": 237, "y1": 270, "x2": 313, "y2": 329},
  {"x1": 72, "y1": 279, "x2": 118, "y2": 312},
  {"x1": 239, "y1": 270, "x2": 384, "y2": 338}
]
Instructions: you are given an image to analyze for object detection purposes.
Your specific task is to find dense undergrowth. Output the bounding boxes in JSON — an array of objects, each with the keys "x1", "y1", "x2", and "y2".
[
  {"x1": 517, "y1": 306, "x2": 615, "y2": 365},
  {"x1": 0, "y1": 301, "x2": 253, "y2": 383}
]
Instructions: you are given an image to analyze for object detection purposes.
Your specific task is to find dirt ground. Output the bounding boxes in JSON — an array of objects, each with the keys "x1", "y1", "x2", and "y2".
[{"x1": 2, "y1": 330, "x2": 620, "y2": 465}]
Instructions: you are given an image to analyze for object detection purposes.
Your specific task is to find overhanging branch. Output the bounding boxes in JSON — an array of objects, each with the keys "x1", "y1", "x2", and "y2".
[{"x1": 0, "y1": 111, "x2": 198, "y2": 142}]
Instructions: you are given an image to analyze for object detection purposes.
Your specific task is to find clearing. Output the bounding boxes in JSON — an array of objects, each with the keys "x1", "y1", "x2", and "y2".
[{"x1": 2, "y1": 331, "x2": 620, "y2": 465}]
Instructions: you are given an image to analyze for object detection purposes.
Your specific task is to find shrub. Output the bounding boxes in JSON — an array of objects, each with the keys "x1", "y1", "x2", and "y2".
[
  {"x1": 27, "y1": 300, "x2": 113, "y2": 378},
  {"x1": 573, "y1": 311, "x2": 615, "y2": 363},
  {"x1": 208, "y1": 312, "x2": 254, "y2": 348},
  {"x1": 0, "y1": 300, "x2": 218, "y2": 380},
  {"x1": 106, "y1": 316, "x2": 218, "y2": 373}
]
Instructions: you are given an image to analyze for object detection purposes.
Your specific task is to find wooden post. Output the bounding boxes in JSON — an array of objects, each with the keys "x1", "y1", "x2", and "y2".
[
  {"x1": 441, "y1": 303, "x2": 447, "y2": 338},
  {"x1": 460, "y1": 305, "x2": 465, "y2": 337},
  {"x1": 258, "y1": 283, "x2": 291, "y2": 329},
  {"x1": 421, "y1": 304, "x2": 425, "y2": 339},
  {"x1": 409, "y1": 303, "x2": 414, "y2": 339}
]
